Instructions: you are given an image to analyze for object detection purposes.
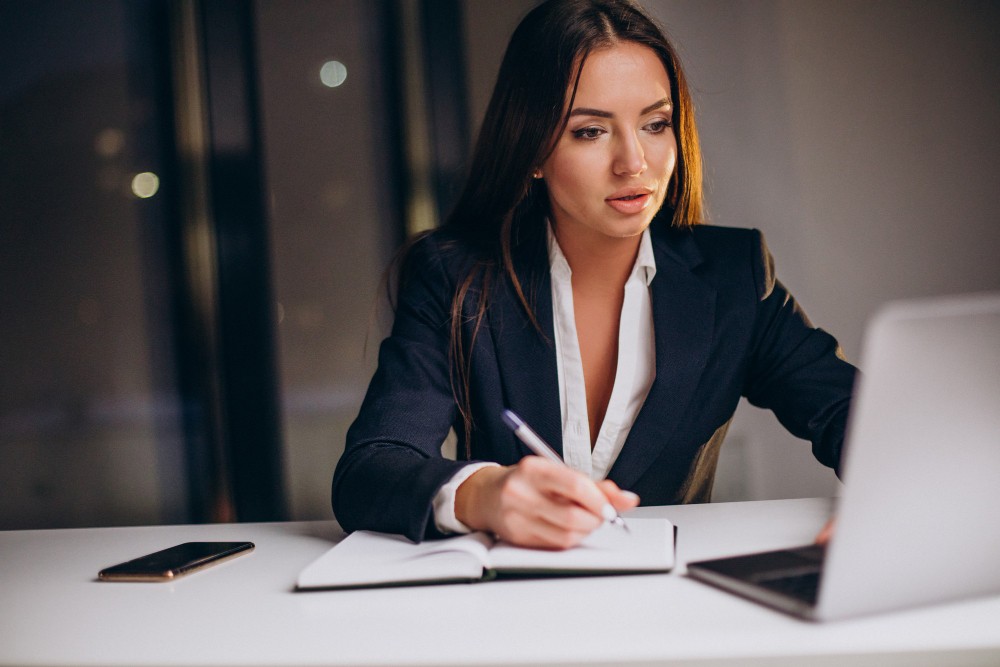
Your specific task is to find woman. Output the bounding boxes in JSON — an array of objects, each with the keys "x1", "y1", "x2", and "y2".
[{"x1": 332, "y1": 0, "x2": 856, "y2": 548}]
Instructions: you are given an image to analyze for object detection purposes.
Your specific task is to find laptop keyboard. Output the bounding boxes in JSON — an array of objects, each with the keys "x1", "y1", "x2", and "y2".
[
  {"x1": 756, "y1": 570, "x2": 821, "y2": 605},
  {"x1": 687, "y1": 543, "x2": 826, "y2": 608}
]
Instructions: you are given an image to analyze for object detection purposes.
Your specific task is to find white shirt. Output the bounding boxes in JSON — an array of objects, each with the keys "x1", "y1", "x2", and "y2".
[{"x1": 432, "y1": 225, "x2": 657, "y2": 533}]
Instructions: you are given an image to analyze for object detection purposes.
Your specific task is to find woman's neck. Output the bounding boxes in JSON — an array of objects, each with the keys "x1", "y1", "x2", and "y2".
[{"x1": 553, "y1": 226, "x2": 642, "y2": 291}]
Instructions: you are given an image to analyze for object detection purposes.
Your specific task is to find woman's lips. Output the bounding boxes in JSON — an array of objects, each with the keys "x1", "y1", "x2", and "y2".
[{"x1": 606, "y1": 191, "x2": 652, "y2": 215}]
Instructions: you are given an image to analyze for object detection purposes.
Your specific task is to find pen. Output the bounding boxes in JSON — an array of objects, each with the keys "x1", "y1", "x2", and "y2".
[{"x1": 501, "y1": 409, "x2": 630, "y2": 533}]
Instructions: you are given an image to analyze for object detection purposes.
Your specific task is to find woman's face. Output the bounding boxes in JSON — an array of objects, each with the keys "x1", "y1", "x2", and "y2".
[{"x1": 541, "y1": 42, "x2": 676, "y2": 247}]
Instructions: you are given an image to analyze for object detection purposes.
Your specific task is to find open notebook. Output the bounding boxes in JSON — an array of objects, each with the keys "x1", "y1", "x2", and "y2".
[{"x1": 297, "y1": 517, "x2": 674, "y2": 590}]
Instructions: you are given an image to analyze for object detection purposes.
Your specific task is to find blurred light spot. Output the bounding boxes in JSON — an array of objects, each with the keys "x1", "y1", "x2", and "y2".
[
  {"x1": 320, "y1": 60, "x2": 348, "y2": 88},
  {"x1": 294, "y1": 303, "x2": 325, "y2": 330},
  {"x1": 321, "y1": 180, "x2": 351, "y2": 211},
  {"x1": 95, "y1": 128, "x2": 125, "y2": 157},
  {"x1": 276, "y1": 302, "x2": 285, "y2": 324},
  {"x1": 131, "y1": 172, "x2": 160, "y2": 199}
]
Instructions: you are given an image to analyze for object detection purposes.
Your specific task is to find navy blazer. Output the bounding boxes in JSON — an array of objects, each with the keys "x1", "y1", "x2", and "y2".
[{"x1": 332, "y1": 222, "x2": 857, "y2": 542}]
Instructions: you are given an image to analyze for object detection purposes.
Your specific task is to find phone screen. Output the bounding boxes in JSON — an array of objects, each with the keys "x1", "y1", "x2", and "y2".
[{"x1": 98, "y1": 541, "x2": 254, "y2": 581}]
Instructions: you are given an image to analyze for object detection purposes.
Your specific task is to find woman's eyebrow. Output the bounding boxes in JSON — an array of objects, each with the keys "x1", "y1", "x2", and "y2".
[
  {"x1": 642, "y1": 97, "x2": 672, "y2": 114},
  {"x1": 568, "y1": 97, "x2": 673, "y2": 118}
]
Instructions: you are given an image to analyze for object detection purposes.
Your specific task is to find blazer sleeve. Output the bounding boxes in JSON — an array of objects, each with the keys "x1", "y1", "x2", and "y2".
[
  {"x1": 332, "y1": 234, "x2": 473, "y2": 541},
  {"x1": 741, "y1": 229, "x2": 858, "y2": 474}
]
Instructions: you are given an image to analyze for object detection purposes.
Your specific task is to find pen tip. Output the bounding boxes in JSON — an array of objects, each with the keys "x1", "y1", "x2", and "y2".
[{"x1": 601, "y1": 505, "x2": 630, "y2": 532}]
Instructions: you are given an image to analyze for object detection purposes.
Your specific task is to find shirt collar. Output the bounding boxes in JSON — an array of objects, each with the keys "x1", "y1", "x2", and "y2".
[
  {"x1": 546, "y1": 220, "x2": 572, "y2": 281},
  {"x1": 635, "y1": 225, "x2": 657, "y2": 286},
  {"x1": 546, "y1": 220, "x2": 658, "y2": 286}
]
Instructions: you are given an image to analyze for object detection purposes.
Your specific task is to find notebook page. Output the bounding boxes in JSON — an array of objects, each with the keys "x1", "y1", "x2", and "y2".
[
  {"x1": 297, "y1": 530, "x2": 493, "y2": 589},
  {"x1": 485, "y1": 517, "x2": 673, "y2": 574}
]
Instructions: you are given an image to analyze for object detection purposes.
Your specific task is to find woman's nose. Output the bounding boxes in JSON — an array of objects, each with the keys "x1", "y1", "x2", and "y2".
[{"x1": 612, "y1": 132, "x2": 647, "y2": 177}]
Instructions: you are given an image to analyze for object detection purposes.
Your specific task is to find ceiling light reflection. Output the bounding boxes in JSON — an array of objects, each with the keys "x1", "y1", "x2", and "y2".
[
  {"x1": 320, "y1": 60, "x2": 348, "y2": 88},
  {"x1": 131, "y1": 172, "x2": 160, "y2": 199},
  {"x1": 95, "y1": 128, "x2": 125, "y2": 157}
]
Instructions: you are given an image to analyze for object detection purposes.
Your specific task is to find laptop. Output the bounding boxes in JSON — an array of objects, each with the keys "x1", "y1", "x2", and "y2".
[{"x1": 687, "y1": 292, "x2": 1000, "y2": 621}]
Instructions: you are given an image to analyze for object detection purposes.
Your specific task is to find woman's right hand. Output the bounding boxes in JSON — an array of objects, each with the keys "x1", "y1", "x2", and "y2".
[{"x1": 453, "y1": 456, "x2": 639, "y2": 549}]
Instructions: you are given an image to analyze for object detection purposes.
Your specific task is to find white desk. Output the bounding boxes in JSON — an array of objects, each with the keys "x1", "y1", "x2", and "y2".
[{"x1": 2, "y1": 498, "x2": 998, "y2": 666}]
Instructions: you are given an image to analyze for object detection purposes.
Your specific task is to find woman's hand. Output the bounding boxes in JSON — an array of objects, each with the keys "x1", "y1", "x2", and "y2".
[
  {"x1": 454, "y1": 456, "x2": 640, "y2": 549},
  {"x1": 815, "y1": 517, "x2": 836, "y2": 545}
]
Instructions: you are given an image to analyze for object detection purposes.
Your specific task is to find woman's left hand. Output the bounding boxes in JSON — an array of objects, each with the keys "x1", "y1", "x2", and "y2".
[{"x1": 815, "y1": 517, "x2": 836, "y2": 545}]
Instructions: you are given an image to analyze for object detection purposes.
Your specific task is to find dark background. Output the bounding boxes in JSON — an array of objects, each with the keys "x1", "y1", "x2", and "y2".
[{"x1": 2, "y1": 0, "x2": 997, "y2": 530}]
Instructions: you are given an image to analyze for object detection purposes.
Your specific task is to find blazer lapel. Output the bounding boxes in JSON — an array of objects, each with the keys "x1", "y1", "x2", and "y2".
[
  {"x1": 608, "y1": 227, "x2": 717, "y2": 489},
  {"x1": 488, "y1": 240, "x2": 563, "y2": 458}
]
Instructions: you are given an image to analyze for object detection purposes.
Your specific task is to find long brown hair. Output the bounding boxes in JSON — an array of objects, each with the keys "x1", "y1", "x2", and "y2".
[{"x1": 402, "y1": 0, "x2": 704, "y2": 455}]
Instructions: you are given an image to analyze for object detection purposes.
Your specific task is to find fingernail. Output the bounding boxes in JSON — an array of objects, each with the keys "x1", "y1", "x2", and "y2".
[
  {"x1": 601, "y1": 504, "x2": 617, "y2": 522},
  {"x1": 621, "y1": 490, "x2": 640, "y2": 503}
]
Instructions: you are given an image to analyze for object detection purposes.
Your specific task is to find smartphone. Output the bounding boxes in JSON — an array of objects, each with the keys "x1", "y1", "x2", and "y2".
[{"x1": 98, "y1": 541, "x2": 254, "y2": 582}]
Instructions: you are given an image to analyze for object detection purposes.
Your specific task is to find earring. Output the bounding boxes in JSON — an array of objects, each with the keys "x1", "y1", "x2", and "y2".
[{"x1": 532, "y1": 169, "x2": 543, "y2": 179}]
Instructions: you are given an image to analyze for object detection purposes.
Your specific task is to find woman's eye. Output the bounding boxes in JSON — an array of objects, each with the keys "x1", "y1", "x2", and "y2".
[
  {"x1": 645, "y1": 119, "x2": 673, "y2": 133},
  {"x1": 571, "y1": 126, "x2": 605, "y2": 140}
]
